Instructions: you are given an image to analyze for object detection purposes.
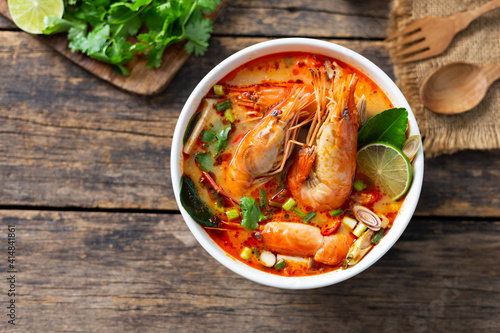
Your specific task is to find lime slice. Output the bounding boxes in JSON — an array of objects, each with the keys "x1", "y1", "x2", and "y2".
[
  {"x1": 356, "y1": 142, "x2": 413, "y2": 200},
  {"x1": 8, "y1": 0, "x2": 63, "y2": 34}
]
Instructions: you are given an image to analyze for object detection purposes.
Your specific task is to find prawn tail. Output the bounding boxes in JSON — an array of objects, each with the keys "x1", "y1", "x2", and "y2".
[{"x1": 294, "y1": 147, "x2": 316, "y2": 183}]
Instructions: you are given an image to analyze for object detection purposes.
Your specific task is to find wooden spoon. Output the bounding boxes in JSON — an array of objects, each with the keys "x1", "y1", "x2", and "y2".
[{"x1": 419, "y1": 62, "x2": 500, "y2": 114}]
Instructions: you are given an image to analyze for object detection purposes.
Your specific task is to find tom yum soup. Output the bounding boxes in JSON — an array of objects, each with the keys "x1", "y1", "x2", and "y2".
[{"x1": 180, "y1": 52, "x2": 420, "y2": 277}]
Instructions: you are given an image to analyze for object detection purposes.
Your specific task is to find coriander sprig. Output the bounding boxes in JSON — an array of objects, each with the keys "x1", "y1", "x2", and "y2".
[{"x1": 43, "y1": 0, "x2": 221, "y2": 75}]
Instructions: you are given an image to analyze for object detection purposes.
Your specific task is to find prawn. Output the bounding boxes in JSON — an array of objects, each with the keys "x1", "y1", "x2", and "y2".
[
  {"x1": 260, "y1": 222, "x2": 354, "y2": 265},
  {"x1": 225, "y1": 85, "x2": 316, "y2": 198},
  {"x1": 228, "y1": 84, "x2": 300, "y2": 116},
  {"x1": 287, "y1": 67, "x2": 360, "y2": 211}
]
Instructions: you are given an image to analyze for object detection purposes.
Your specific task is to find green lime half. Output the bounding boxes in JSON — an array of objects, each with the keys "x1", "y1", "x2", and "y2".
[
  {"x1": 356, "y1": 141, "x2": 413, "y2": 200},
  {"x1": 8, "y1": 0, "x2": 63, "y2": 34}
]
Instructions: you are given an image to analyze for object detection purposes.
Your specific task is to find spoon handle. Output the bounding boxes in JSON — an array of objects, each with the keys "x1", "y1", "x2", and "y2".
[
  {"x1": 459, "y1": 0, "x2": 500, "y2": 27},
  {"x1": 482, "y1": 63, "x2": 500, "y2": 86}
]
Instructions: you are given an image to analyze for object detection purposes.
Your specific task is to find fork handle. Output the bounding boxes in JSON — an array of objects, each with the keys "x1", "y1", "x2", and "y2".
[{"x1": 459, "y1": 0, "x2": 500, "y2": 27}]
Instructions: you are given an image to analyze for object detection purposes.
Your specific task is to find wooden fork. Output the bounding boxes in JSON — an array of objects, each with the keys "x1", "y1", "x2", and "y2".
[{"x1": 387, "y1": 0, "x2": 500, "y2": 63}]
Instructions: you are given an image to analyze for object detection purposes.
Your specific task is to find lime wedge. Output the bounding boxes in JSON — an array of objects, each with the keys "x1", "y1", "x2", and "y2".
[
  {"x1": 8, "y1": 0, "x2": 63, "y2": 34},
  {"x1": 356, "y1": 142, "x2": 413, "y2": 200}
]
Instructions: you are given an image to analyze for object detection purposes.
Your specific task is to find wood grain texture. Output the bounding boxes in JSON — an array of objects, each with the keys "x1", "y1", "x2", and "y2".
[
  {"x1": 230, "y1": 0, "x2": 391, "y2": 17},
  {"x1": 0, "y1": 210, "x2": 499, "y2": 332},
  {"x1": 213, "y1": 5, "x2": 388, "y2": 39},
  {"x1": 0, "y1": 10, "x2": 14, "y2": 29}
]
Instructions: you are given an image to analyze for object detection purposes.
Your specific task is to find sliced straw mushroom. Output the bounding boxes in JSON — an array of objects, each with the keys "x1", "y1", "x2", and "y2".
[
  {"x1": 379, "y1": 214, "x2": 390, "y2": 229},
  {"x1": 259, "y1": 250, "x2": 277, "y2": 267},
  {"x1": 325, "y1": 59, "x2": 334, "y2": 81},
  {"x1": 183, "y1": 98, "x2": 217, "y2": 155},
  {"x1": 277, "y1": 254, "x2": 309, "y2": 264},
  {"x1": 402, "y1": 135, "x2": 421, "y2": 162},
  {"x1": 357, "y1": 94, "x2": 367, "y2": 126},
  {"x1": 345, "y1": 229, "x2": 374, "y2": 267},
  {"x1": 353, "y1": 205, "x2": 381, "y2": 231}
]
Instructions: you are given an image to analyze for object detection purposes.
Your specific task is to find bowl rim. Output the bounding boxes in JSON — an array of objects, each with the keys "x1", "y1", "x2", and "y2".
[{"x1": 171, "y1": 38, "x2": 424, "y2": 289}]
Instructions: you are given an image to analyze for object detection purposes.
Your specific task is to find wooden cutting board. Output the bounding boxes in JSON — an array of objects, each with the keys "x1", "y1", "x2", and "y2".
[{"x1": 0, "y1": 0, "x2": 223, "y2": 95}]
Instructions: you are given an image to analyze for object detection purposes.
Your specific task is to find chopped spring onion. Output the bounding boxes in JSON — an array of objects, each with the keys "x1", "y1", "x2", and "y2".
[
  {"x1": 371, "y1": 229, "x2": 385, "y2": 244},
  {"x1": 274, "y1": 259, "x2": 287, "y2": 269},
  {"x1": 214, "y1": 202, "x2": 225, "y2": 213},
  {"x1": 268, "y1": 201, "x2": 282, "y2": 208},
  {"x1": 330, "y1": 209, "x2": 343, "y2": 217},
  {"x1": 282, "y1": 198, "x2": 297, "y2": 211},
  {"x1": 293, "y1": 207, "x2": 307, "y2": 218},
  {"x1": 215, "y1": 99, "x2": 231, "y2": 111},
  {"x1": 353, "y1": 180, "x2": 366, "y2": 191},
  {"x1": 226, "y1": 208, "x2": 240, "y2": 220},
  {"x1": 352, "y1": 222, "x2": 368, "y2": 238},
  {"x1": 240, "y1": 247, "x2": 252, "y2": 260},
  {"x1": 224, "y1": 108, "x2": 235, "y2": 123},
  {"x1": 253, "y1": 248, "x2": 260, "y2": 260},
  {"x1": 342, "y1": 216, "x2": 358, "y2": 231},
  {"x1": 213, "y1": 85, "x2": 225, "y2": 96},
  {"x1": 303, "y1": 211, "x2": 316, "y2": 223},
  {"x1": 260, "y1": 190, "x2": 267, "y2": 209}
]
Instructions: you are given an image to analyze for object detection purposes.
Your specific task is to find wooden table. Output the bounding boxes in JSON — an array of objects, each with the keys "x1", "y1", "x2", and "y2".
[{"x1": 0, "y1": 1, "x2": 499, "y2": 332}]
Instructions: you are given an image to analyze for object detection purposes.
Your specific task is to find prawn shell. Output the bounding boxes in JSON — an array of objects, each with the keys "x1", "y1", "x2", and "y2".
[
  {"x1": 260, "y1": 222, "x2": 323, "y2": 257},
  {"x1": 314, "y1": 233, "x2": 353, "y2": 266}
]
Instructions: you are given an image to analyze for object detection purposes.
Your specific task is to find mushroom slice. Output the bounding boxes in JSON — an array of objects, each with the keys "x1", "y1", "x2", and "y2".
[
  {"x1": 183, "y1": 98, "x2": 217, "y2": 155},
  {"x1": 345, "y1": 229, "x2": 374, "y2": 267},
  {"x1": 402, "y1": 135, "x2": 421, "y2": 162},
  {"x1": 353, "y1": 205, "x2": 381, "y2": 231},
  {"x1": 379, "y1": 214, "x2": 390, "y2": 229},
  {"x1": 357, "y1": 94, "x2": 367, "y2": 126},
  {"x1": 277, "y1": 254, "x2": 309, "y2": 264},
  {"x1": 259, "y1": 250, "x2": 277, "y2": 268},
  {"x1": 325, "y1": 59, "x2": 334, "y2": 81}
]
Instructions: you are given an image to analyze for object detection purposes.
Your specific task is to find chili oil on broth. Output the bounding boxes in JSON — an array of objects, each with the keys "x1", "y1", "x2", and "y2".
[{"x1": 182, "y1": 52, "x2": 397, "y2": 277}]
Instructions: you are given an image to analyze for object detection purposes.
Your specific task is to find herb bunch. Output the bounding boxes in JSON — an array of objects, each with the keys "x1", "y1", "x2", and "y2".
[{"x1": 43, "y1": 0, "x2": 221, "y2": 75}]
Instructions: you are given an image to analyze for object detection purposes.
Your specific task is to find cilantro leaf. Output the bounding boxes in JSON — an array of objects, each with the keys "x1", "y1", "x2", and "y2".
[
  {"x1": 195, "y1": 152, "x2": 214, "y2": 172},
  {"x1": 198, "y1": 0, "x2": 221, "y2": 13},
  {"x1": 215, "y1": 124, "x2": 231, "y2": 154},
  {"x1": 184, "y1": 13, "x2": 213, "y2": 56},
  {"x1": 240, "y1": 196, "x2": 266, "y2": 230},
  {"x1": 201, "y1": 129, "x2": 216, "y2": 143}
]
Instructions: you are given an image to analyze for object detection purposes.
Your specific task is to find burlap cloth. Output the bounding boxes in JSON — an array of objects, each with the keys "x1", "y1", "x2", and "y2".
[{"x1": 388, "y1": 0, "x2": 500, "y2": 157}]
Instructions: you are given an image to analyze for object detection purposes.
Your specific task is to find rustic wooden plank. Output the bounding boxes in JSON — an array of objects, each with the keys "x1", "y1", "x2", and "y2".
[
  {"x1": 213, "y1": 6, "x2": 388, "y2": 39},
  {"x1": 0, "y1": 210, "x2": 498, "y2": 332},
  {"x1": 417, "y1": 150, "x2": 500, "y2": 217},
  {"x1": 230, "y1": 0, "x2": 391, "y2": 17},
  {"x1": 0, "y1": 12, "x2": 14, "y2": 29}
]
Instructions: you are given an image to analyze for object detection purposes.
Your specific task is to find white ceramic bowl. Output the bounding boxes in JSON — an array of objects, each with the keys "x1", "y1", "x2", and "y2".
[{"x1": 171, "y1": 38, "x2": 424, "y2": 289}]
